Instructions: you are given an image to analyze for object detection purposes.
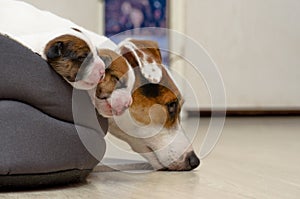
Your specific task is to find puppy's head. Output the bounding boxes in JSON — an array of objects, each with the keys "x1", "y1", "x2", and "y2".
[
  {"x1": 110, "y1": 39, "x2": 200, "y2": 171},
  {"x1": 44, "y1": 32, "x2": 105, "y2": 90},
  {"x1": 92, "y1": 49, "x2": 134, "y2": 117}
]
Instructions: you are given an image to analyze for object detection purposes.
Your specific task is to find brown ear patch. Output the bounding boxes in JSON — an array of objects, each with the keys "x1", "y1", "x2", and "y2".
[
  {"x1": 118, "y1": 39, "x2": 163, "y2": 83},
  {"x1": 44, "y1": 34, "x2": 91, "y2": 82},
  {"x1": 129, "y1": 39, "x2": 162, "y2": 63}
]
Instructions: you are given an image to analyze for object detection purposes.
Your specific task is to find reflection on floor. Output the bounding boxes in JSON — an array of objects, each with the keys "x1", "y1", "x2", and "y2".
[{"x1": 1, "y1": 117, "x2": 300, "y2": 199}]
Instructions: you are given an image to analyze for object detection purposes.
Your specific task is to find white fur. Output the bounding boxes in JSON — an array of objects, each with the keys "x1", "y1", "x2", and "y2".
[
  {"x1": 145, "y1": 126, "x2": 194, "y2": 168},
  {"x1": 109, "y1": 114, "x2": 195, "y2": 170},
  {"x1": 0, "y1": 0, "x2": 116, "y2": 53}
]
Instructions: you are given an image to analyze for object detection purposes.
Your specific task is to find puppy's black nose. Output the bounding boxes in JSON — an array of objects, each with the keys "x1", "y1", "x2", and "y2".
[{"x1": 187, "y1": 151, "x2": 200, "y2": 170}]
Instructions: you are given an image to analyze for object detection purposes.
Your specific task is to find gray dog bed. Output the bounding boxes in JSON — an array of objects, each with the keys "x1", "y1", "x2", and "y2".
[{"x1": 0, "y1": 34, "x2": 107, "y2": 189}]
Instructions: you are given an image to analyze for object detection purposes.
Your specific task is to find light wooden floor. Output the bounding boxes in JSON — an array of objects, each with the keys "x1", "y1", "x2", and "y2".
[{"x1": 1, "y1": 117, "x2": 300, "y2": 199}]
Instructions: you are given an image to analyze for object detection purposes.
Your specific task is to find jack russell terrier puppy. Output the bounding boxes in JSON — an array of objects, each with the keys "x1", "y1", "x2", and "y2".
[
  {"x1": 90, "y1": 49, "x2": 135, "y2": 117},
  {"x1": 106, "y1": 39, "x2": 200, "y2": 171},
  {"x1": 0, "y1": 0, "x2": 116, "y2": 90}
]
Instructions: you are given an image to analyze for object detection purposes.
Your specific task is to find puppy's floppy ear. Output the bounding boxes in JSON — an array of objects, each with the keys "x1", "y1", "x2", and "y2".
[
  {"x1": 118, "y1": 39, "x2": 162, "y2": 66},
  {"x1": 118, "y1": 45, "x2": 139, "y2": 68},
  {"x1": 132, "y1": 39, "x2": 163, "y2": 63},
  {"x1": 118, "y1": 39, "x2": 163, "y2": 83},
  {"x1": 46, "y1": 41, "x2": 64, "y2": 59}
]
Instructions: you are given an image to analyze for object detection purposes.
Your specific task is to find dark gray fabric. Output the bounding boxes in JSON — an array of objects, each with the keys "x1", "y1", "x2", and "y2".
[
  {"x1": 0, "y1": 35, "x2": 73, "y2": 122},
  {"x1": 0, "y1": 101, "x2": 105, "y2": 175},
  {"x1": 0, "y1": 169, "x2": 92, "y2": 189},
  {"x1": 0, "y1": 34, "x2": 107, "y2": 176}
]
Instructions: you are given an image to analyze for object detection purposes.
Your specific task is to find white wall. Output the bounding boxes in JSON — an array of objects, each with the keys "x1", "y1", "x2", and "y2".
[
  {"x1": 182, "y1": 0, "x2": 300, "y2": 109},
  {"x1": 22, "y1": 0, "x2": 101, "y2": 33}
]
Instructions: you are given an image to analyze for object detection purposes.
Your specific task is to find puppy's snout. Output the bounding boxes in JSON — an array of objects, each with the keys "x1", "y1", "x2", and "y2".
[{"x1": 186, "y1": 151, "x2": 200, "y2": 170}]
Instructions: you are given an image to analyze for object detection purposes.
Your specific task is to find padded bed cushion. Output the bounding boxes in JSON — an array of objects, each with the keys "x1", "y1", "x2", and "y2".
[{"x1": 0, "y1": 34, "x2": 107, "y2": 189}]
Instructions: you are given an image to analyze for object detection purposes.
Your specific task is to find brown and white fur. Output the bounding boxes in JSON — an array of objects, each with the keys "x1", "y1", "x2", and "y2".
[
  {"x1": 0, "y1": 0, "x2": 117, "y2": 90},
  {"x1": 88, "y1": 49, "x2": 135, "y2": 117},
  {"x1": 42, "y1": 28, "x2": 107, "y2": 90},
  {"x1": 108, "y1": 39, "x2": 200, "y2": 171}
]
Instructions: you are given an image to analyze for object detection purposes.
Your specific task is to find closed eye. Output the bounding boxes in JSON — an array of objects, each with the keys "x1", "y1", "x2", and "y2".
[
  {"x1": 111, "y1": 74, "x2": 119, "y2": 81},
  {"x1": 112, "y1": 75, "x2": 127, "y2": 89},
  {"x1": 77, "y1": 54, "x2": 88, "y2": 62}
]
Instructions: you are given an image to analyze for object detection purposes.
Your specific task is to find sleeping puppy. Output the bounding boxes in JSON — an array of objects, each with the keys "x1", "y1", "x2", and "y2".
[
  {"x1": 42, "y1": 29, "x2": 106, "y2": 90},
  {"x1": 89, "y1": 49, "x2": 135, "y2": 117},
  {"x1": 0, "y1": 0, "x2": 116, "y2": 90},
  {"x1": 108, "y1": 39, "x2": 200, "y2": 171}
]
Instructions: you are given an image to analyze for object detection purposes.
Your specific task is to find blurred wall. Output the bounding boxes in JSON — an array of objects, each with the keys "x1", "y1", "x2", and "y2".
[
  {"x1": 23, "y1": 0, "x2": 100, "y2": 32},
  {"x1": 181, "y1": 0, "x2": 300, "y2": 109}
]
